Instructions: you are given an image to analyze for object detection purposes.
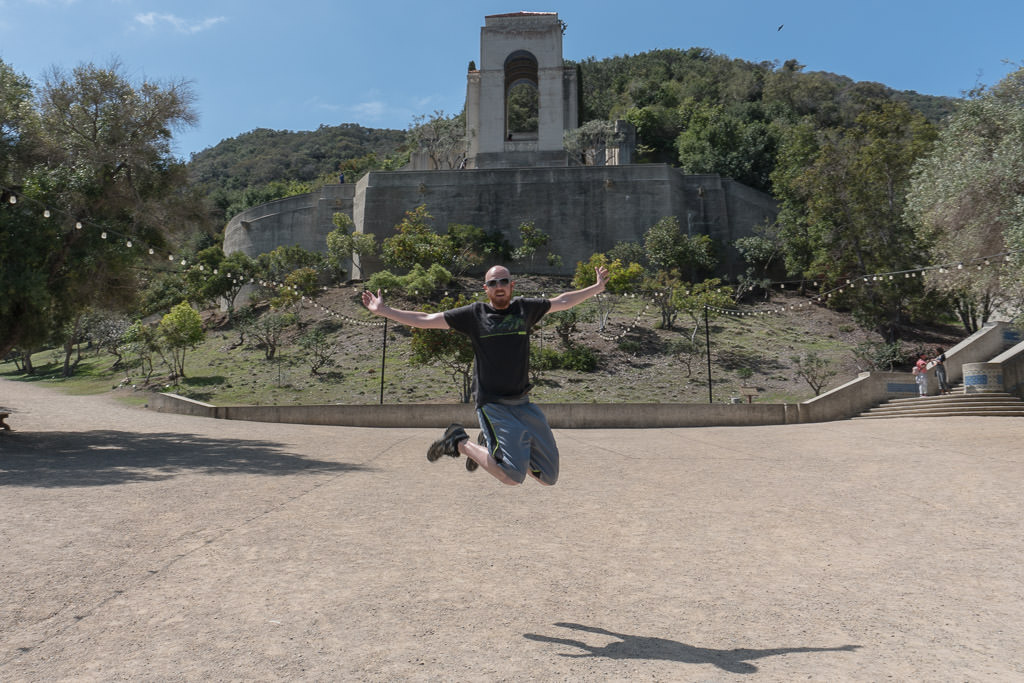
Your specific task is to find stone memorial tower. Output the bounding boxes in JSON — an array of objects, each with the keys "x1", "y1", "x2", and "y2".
[{"x1": 465, "y1": 12, "x2": 578, "y2": 168}]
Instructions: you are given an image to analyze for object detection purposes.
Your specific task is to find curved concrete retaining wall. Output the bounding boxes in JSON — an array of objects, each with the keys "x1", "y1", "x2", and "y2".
[{"x1": 147, "y1": 393, "x2": 795, "y2": 429}]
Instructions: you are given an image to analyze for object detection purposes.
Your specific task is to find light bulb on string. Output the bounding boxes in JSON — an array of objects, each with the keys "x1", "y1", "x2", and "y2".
[
  {"x1": 100, "y1": 231, "x2": 107, "y2": 239},
  {"x1": 75, "y1": 221, "x2": 82, "y2": 230},
  {"x1": 43, "y1": 209, "x2": 51, "y2": 218},
  {"x1": 8, "y1": 195, "x2": 15, "y2": 204}
]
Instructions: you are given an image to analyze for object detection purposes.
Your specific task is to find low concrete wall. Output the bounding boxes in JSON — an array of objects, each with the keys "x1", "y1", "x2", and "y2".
[
  {"x1": 939, "y1": 321, "x2": 1013, "y2": 386},
  {"x1": 990, "y1": 339, "x2": 1024, "y2": 399},
  {"x1": 148, "y1": 393, "x2": 792, "y2": 429},
  {"x1": 797, "y1": 371, "x2": 920, "y2": 423}
]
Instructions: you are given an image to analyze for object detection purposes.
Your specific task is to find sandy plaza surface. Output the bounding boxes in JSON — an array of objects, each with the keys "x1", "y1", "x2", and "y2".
[{"x1": 1, "y1": 377, "x2": 1022, "y2": 681}]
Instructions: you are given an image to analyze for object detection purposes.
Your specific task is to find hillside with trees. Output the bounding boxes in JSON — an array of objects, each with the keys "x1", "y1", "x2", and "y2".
[{"x1": 187, "y1": 124, "x2": 409, "y2": 222}]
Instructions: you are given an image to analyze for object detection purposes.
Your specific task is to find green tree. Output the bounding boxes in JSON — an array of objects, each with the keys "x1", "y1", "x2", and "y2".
[
  {"x1": 790, "y1": 351, "x2": 838, "y2": 396},
  {"x1": 270, "y1": 267, "x2": 319, "y2": 311},
  {"x1": 298, "y1": 327, "x2": 338, "y2": 377},
  {"x1": 511, "y1": 220, "x2": 554, "y2": 270},
  {"x1": 507, "y1": 84, "x2": 539, "y2": 134},
  {"x1": 0, "y1": 59, "x2": 40, "y2": 184},
  {"x1": 119, "y1": 319, "x2": 160, "y2": 383},
  {"x1": 905, "y1": 67, "x2": 1024, "y2": 333},
  {"x1": 255, "y1": 244, "x2": 324, "y2": 285},
  {"x1": 180, "y1": 245, "x2": 227, "y2": 308},
  {"x1": 562, "y1": 119, "x2": 624, "y2": 165},
  {"x1": 1, "y1": 59, "x2": 198, "y2": 360},
  {"x1": 409, "y1": 295, "x2": 476, "y2": 402},
  {"x1": 158, "y1": 302, "x2": 204, "y2": 379},
  {"x1": 573, "y1": 253, "x2": 645, "y2": 331},
  {"x1": 408, "y1": 111, "x2": 466, "y2": 169},
  {"x1": 380, "y1": 205, "x2": 451, "y2": 270},
  {"x1": 674, "y1": 100, "x2": 778, "y2": 192},
  {"x1": 217, "y1": 251, "x2": 257, "y2": 319},
  {"x1": 733, "y1": 225, "x2": 783, "y2": 301},
  {"x1": 643, "y1": 216, "x2": 717, "y2": 279},
  {"x1": 446, "y1": 223, "x2": 511, "y2": 274},
  {"x1": 643, "y1": 270, "x2": 687, "y2": 330},
  {"x1": 326, "y1": 211, "x2": 377, "y2": 281},
  {"x1": 773, "y1": 101, "x2": 937, "y2": 340},
  {"x1": 675, "y1": 278, "x2": 735, "y2": 343},
  {"x1": 241, "y1": 311, "x2": 296, "y2": 361}
]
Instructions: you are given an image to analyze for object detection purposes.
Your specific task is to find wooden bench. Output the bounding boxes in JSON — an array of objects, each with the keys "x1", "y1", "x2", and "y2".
[{"x1": 0, "y1": 412, "x2": 9, "y2": 431}]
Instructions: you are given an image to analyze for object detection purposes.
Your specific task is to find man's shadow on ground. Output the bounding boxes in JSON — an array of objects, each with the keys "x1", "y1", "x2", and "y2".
[{"x1": 525, "y1": 622, "x2": 860, "y2": 674}]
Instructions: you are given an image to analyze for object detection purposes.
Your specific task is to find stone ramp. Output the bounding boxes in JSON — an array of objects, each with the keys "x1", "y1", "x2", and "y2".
[{"x1": 1, "y1": 378, "x2": 1022, "y2": 681}]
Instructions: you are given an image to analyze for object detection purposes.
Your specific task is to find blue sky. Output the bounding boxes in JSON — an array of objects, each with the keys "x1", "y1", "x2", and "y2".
[{"x1": 2, "y1": 0, "x2": 1021, "y2": 159}]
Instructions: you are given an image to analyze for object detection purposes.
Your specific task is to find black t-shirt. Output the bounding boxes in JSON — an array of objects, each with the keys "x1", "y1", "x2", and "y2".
[{"x1": 444, "y1": 298, "x2": 551, "y2": 407}]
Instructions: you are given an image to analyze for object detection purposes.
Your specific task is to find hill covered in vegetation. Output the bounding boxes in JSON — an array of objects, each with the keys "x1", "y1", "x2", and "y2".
[
  {"x1": 187, "y1": 123, "x2": 409, "y2": 221},
  {"x1": 186, "y1": 47, "x2": 959, "y2": 222}
]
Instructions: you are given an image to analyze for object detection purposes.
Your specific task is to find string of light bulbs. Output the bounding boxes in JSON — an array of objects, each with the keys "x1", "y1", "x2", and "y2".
[{"x1": 3, "y1": 184, "x2": 191, "y2": 265}]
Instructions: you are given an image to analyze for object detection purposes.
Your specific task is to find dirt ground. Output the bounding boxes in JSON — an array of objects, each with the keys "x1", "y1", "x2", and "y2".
[{"x1": 1, "y1": 378, "x2": 1022, "y2": 682}]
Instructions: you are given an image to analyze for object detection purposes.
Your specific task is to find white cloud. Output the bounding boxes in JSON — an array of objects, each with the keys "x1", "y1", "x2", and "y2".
[
  {"x1": 350, "y1": 101, "x2": 387, "y2": 120},
  {"x1": 304, "y1": 96, "x2": 343, "y2": 113},
  {"x1": 134, "y1": 12, "x2": 225, "y2": 35}
]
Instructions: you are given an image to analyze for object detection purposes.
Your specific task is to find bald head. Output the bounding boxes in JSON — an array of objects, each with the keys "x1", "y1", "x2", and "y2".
[
  {"x1": 483, "y1": 265, "x2": 514, "y2": 309},
  {"x1": 485, "y1": 265, "x2": 511, "y2": 282}
]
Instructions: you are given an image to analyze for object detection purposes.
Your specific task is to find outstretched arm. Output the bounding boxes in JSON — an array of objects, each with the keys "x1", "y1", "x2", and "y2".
[
  {"x1": 361, "y1": 289, "x2": 450, "y2": 329},
  {"x1": 548, "y1": 266, "x2": 610, "y2": 312}
]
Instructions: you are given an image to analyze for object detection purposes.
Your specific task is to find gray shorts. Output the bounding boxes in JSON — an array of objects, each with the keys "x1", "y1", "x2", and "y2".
[{"x1": 476, "y1": 402, "x2": 559, "y2": 485}]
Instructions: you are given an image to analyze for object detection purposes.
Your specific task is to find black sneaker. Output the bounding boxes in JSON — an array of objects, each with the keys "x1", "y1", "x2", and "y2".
[{"x1": 427, "y1": 423, "x2": 468, "y2": 462}]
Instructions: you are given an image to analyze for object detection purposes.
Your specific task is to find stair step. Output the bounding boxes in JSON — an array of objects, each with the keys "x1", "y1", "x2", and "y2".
[
  {"x1": 854, "y1": 410, "x2": 1024, "y2": 419},
  {"x1": 854, "y1": 390, "x2": 1024, "y2": 419},
  {"x1": 887, "y1": 392, "x2": 1015, "y2": 404},
  {"x1": 870, "y1": 399, "x2": 1023, "y2": 411}
]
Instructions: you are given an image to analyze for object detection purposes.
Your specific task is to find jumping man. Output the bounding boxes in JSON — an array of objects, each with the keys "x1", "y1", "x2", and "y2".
[{"x1": 361, "y1": 264, "x2": 609, "y2": 486}]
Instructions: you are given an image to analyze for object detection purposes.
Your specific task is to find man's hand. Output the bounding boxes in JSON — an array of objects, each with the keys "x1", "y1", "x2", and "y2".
[
  {"x1": 595, "y1": 266, "x2": 610, "y2": 290},
  {"x1": 361, "y1": 289, "x2": 385, "y2": 315}
]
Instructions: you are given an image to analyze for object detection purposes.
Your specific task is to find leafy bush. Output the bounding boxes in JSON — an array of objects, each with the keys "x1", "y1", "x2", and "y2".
[
  {"x1": 380, "y1": 205, "x2": 451, "y2": 270},
  {"x1": 561, "y1": 345, "x2": 599, "y2": 372},
  {"x1": 365, "y1": 263, "x2": 454, "y2": 300},
  {"x1": 529, "y1": 343, "x2": 598, "y2": 374}
]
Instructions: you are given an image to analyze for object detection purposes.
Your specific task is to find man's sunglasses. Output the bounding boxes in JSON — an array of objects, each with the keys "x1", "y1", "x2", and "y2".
[{"x1": 484, "y1": 277, "x2": 510, "y2": 288}]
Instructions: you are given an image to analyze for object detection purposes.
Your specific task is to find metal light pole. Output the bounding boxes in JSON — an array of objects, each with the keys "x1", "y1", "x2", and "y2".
[
  {"x1": 705, "y1": 305, "x2": 713, "y2": 404},
  {"x1": 379, "y1": 318, "x2": 388, "y2": 405}
]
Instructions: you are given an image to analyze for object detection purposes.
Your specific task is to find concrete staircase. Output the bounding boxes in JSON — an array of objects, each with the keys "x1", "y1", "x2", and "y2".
[{"x1": 854, "y1": 390, "x2": 1024, "y2": 419}]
